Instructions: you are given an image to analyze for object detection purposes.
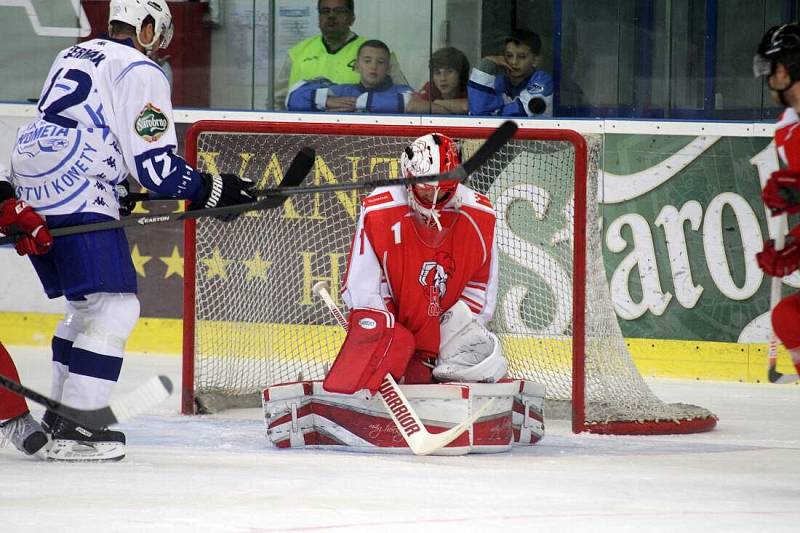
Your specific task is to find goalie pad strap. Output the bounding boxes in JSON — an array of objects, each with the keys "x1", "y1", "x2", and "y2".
[{"x1": 323, "y1": 308, "x2": 415, "y2": 394}]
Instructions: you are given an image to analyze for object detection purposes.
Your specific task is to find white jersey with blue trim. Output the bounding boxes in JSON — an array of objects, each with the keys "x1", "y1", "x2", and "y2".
[{"x1": 10, "y1": 37, "x2": 201, "y2": 218}]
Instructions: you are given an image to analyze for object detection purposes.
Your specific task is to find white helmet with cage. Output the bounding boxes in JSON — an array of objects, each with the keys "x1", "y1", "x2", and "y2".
[
  {"x1": 400, "y1": 132, "x2": 462, "y2": 231},
  {"x1": 109, "y1": 0, "x2": 174, "y2": 51}
]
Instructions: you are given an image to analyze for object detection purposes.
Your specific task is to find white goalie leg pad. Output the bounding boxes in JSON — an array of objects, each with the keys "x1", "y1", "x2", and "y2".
[
  {"x1": 262, "y1": 381, "x2": 535, "y2": 454},
  {"x1": 433, "y1": 301, "x2": 508, "y2": 383},
  {"x1": 512, "y1": 380, "x2": 545, "y2": 445}
]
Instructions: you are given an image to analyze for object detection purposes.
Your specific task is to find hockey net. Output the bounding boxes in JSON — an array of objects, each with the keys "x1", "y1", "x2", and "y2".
[{"x1": 182, "y1": 120, "x2": 717, "y2": 435}]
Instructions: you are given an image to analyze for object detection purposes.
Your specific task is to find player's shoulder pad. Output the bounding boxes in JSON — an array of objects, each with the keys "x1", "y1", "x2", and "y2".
[
  {"x1": 361, "y1": 186, "x2": 406, "y2": 211},
  {"x1": 106, "y1": 45, "x2": 169, "y2": 87},
  {"x1": 457, "y1": 184, "x2": 495, "y2": 213}
]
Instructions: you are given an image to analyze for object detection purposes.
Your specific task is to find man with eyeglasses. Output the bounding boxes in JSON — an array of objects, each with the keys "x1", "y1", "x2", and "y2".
[{"x1": 274, "y1": 0, "x2": 406, "y2": 110}]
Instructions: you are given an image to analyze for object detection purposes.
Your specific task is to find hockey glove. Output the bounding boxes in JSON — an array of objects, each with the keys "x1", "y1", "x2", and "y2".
[
  {"x1": 323, "y1": 308, "x2": 415, "y2": 395},
  {"x1": 189, "y1": 172, "x2": 256, "y2": 222},
  {"x1": 757, "y1": 225, "x2": 800, "y2": 277},
  {"x1": 0, "y1": 199, "x2": 53, "y2": 256},
  {"x1": 762, "y1": 169, "x2": 800, "y2": 215},
  {"x1": 115, "y1": 179, "x2": 135, "y2": 217}
]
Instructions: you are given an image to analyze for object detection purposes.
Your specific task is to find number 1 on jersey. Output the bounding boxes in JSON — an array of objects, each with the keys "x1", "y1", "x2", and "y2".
[{"x1": 391, "y1": 221, "x2": 402, "y2": 244}]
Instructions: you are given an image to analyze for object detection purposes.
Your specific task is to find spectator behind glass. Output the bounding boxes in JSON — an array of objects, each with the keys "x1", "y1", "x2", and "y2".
[
  {"x1": 467, "y1": 30, "x2": 554, "y2": 117},
  {"x1": 406, "y1": 47, "x2": 470, "y2": 114},
  {"x1": 273, "y1": 0, "x2": 408, "y2": 110},
  {"x1": 286, "y1": 40, "x2": 414, "y2": 113}
]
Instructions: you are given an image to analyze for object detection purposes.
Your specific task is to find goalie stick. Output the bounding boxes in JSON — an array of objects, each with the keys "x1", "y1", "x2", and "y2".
[
  {"x1": 312, "y1": 281, "x2": 495, "y2": 456},
  {"x1": 0, "y1": 147, "x2": 316, "y2": 245},
  {"x1": 0, "y1": 374, "x2": 173, "y2": 429},
  {"x1": 124, "y1": 120, "x2": 520, "y2": 204},
  {"x1": 766, "y1": 215, "x2": 799, "y2": 384}
]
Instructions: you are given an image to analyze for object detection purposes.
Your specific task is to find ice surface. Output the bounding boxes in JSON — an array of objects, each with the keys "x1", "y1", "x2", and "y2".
[{"x1": 2, "y1": 346, "x2": 798, "y2": 533}]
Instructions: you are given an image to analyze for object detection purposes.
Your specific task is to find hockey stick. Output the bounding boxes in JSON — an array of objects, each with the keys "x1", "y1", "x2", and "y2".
[
  {"x1": 0, "y1": 374, "x2": 173, "y2": 429},
  {"x1": 0, "y1": 147, "x2": 316, "y2": 245},
  {"x1": 766, "y1": 214, "x2": 799, "y2": 384},
  {"x1": 123, "y1": 120, "x2": 519, "y2": 203},
  {"x1": 312, "y1": 281, "x2": 494, "y2": 456}
]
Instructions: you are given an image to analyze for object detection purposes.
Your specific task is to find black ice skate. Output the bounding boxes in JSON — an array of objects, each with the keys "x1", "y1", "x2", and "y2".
[
  {"x1": 40, "y1": 409, "x2": 58, "y2": 434},
  {"x1": 48, "y1": 417, "x2": 126, "y2": 462}
]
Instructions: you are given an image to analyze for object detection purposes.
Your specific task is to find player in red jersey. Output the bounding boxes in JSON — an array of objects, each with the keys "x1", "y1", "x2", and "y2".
[
  {"x1": 753, "y1": 23, "x2": 800, "y2": 379},
  {"x1": 327, "y1": 132, "x2": 507, "y2": 392}
]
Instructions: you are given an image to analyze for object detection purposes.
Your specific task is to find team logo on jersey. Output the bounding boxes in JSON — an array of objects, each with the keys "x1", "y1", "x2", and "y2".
[
  {"x1": 38, "y1": 138, "x2": 69, "y2": 153},
  {"x1": 418, "y1": 252, "x2": 455, "y2": 317},
  {"x1": 135, "y1": 103, "x2": 169, "y2": 142}
]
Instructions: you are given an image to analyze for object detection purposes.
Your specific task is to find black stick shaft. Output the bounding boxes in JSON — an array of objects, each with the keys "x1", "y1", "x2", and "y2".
[{"x1": 1, "y1": 121, "x2": 517, "y2": 243}]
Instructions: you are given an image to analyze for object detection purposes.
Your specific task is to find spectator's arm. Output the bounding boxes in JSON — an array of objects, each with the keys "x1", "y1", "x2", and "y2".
[
  {"x1": 431, "y1": 98, "x2": 468, "y2": 114},
  {"x1": 286, "y1": 79, "x2": 334, "y2": 111},
  {"x1": 358, "y1": 85, "x2": 413, "y2": 113},
  {"x1": 467, "y1": 61, "x2": 506, "y2": 116},
  {"x1": 404, "y1": 95, "x2": 432, "y2": 114}
]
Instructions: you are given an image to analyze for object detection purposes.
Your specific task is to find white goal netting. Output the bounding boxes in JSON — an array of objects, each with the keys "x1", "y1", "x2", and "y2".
[{"x1": 183, "y1": 122, "x2": 716, "y2": 434}]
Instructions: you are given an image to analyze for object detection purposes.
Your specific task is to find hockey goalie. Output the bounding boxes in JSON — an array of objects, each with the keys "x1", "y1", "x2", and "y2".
[{"x1": 263, "y1": 133, "x2": 545, "y2": 454}]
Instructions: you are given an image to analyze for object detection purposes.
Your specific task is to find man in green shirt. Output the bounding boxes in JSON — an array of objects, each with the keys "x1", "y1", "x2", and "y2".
[{"x1": 273, "y1": 0, "x2": 406, "y2": 109}]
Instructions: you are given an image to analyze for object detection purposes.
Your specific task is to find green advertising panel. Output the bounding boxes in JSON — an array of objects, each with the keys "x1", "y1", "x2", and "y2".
[{"x1": 601, "y1": 134, "x2": 799, "y2": 343}]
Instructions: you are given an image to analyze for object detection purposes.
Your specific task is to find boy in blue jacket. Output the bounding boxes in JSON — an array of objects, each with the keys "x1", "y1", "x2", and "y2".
[
  {"x1": 287, "y1": 39, "x2": 413, "y2": 113},
  {"x1": 468, "y1": 30, "x2": 554, "y2": 117}
]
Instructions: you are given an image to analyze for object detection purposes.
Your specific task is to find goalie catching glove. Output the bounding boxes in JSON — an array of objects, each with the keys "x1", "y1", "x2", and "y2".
[
  {"x1": 323, "y1": 308, "x2": 415, "y2": 395},
  {"x1": 433, "y1": 301, "x2": 508, "y2": 383},
  {"x1": 762, "y1": 168, "x2": 800, "y2": 215},
  {"x1": 757, "y1": 224, "x2": 800, "y2": 277},
  {"x1": 188, "y1": 172, "x2": 256, "y2": 222},
  {"x1": 0, "y1": 182, "x2": 53, "y2": 256}
]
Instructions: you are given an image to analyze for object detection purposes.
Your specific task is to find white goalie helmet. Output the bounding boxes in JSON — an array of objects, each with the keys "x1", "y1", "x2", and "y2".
[
  {"x1": 109, "y1": 0, "x2": 174, "y2": 51},
  {"x1": 400, "y1": 133, "x2": 462, "y2": 231}
]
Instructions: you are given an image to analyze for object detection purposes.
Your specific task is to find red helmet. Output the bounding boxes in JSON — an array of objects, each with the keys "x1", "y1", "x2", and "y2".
[{"x1": 401, "y1": 133, "x2": 461, "y2": 228}]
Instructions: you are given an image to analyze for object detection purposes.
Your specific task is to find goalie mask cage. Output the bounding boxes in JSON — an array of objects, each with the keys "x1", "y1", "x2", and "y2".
[{"x1": 181, "y1": 120, "x2": 717, "y2": 435}]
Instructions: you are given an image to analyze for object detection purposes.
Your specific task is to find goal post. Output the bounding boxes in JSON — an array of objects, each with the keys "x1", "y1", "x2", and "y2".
[{"x1": 181, "y1": 119, "x2": 717, "y2": 435}]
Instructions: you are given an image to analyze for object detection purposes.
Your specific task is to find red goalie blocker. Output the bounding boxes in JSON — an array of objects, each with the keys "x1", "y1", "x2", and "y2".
[{"x1": 323, "y1": 308, "x2": 415, "y2": 395}]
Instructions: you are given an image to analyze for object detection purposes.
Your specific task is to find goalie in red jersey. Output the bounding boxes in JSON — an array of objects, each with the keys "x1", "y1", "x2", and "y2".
[
  {"x1": 754, "y1": 23, "x2": 800, "y2": 379},
  {"x1": 325, "y1": 132, "x2": 507, "y2": 394}
]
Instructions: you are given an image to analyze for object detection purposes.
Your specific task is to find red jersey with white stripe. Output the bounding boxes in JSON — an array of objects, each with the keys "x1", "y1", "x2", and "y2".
[
  {"x1": 772, "y1": 107, "x2": 800, "y2": 356},
  {"x1": 342, "y1": 184, "x2": 499, "y2": 358},
  {"x1": 774, "y1": 107, "x2": 800, "y2": 169}
]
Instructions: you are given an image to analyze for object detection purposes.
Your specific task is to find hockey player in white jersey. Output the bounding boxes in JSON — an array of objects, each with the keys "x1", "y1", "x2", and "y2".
[{"x1": 2, "y1": 0, "x2": 255, "y2": 462}]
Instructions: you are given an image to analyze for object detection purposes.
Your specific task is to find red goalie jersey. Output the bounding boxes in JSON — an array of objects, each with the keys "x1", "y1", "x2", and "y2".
[{"x1": 342, "y1": 184, "x2": 500, "y2": 365}]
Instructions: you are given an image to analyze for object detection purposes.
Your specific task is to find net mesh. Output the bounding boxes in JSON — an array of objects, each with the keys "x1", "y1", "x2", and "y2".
[{"x1": 187, "y1": 125, "x2": 716, "y2": 430}]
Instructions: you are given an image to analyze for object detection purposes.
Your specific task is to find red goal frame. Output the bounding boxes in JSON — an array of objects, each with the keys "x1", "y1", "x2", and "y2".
[{"x1": 180, "y1": 120, "x2": 715, "y2": 436}]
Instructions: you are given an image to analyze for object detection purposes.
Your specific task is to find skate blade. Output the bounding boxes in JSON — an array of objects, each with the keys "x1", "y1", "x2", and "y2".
[{"x1": 47, "y1": 439, "x2": 125, "y2": 462}]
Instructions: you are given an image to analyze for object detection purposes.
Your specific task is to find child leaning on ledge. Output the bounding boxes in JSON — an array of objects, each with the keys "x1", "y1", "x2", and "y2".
[
  {"x1": 468, "y1": 30, "x2": 554, "y2": 117},
  {"x1": 287, "y1": 39, "x2": 413, "y2": 114}
]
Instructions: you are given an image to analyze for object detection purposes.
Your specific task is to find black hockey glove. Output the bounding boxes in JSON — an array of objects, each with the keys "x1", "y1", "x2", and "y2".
[
  {"x1": 189, "y1": 172, "x2": 256, "y2": 222},
  {"x1": 115, "y1": 179, "x2": 135, "y2": 217}
]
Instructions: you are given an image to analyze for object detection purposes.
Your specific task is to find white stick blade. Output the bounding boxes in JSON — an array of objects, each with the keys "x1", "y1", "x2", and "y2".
[
  {"x1": 107, "y1": 375, "x2": 174, "y2": 423},
  {"x1": 407, "y1": 398, "x2": 495, "y2": 456}
]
